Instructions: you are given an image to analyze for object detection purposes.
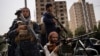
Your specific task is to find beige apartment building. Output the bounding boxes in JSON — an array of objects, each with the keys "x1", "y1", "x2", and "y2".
[
  {"x1": 55, "y1": 1, "x2": 68, "y2": 28},
  {"x1": 69, "y1": 0, "x2": 96, "y2": 35},
  {"x1": 35, "y1": 0, "x2": 68, "y2": 29}
]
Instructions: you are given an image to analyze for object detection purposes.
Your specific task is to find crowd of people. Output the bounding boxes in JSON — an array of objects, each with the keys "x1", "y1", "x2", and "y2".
[{"x1": 6, "y1": 3, "x2": 72, "y2": 56}]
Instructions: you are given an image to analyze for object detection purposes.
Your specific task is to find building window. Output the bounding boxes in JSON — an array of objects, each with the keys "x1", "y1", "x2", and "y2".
[
  {"x1": 36, "y1": 8, "x2": 38, "y2": 10},
  {"x1": 61, "y1": 17, "x2": 64, "y2": 20},
  {"x1": 47, "y1": 0, "x2": 50, "y2": 2},
  {"x1": 41, "y1": 8, "x2": 44, "y2": 11},
  {"x1": 65, "y1": 5, "x2": 66, "y2": 8},
  {"x1": 41, "y1": 12, "x2": 43, "y2": 15},
  {"x1": 40, "y1": 0, "x2": 44, "y2": 2},
  {"x1": 60, "y1": 6, "x2": 63, "y2": 8},
  {"x1": 61, "y1": 21, "x2": 65, "y2": 24},
  {"x1": 59, "y1": 2, "x2": 63, "y2": 4},
  {"x1": 61, "y1": 14, "x2": 64, "y2": 16},
  {"x1": 60, "y1": 10, "x2": 63, "y2": 12},
  {"x1": 40, "y1": 4, "x2": 44, "y2": 6},
  {"x1": 66, "y1": 17, "x2": 67, "y2": 19}
]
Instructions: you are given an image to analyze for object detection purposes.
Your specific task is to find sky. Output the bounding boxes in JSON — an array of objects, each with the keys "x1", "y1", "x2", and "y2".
[{"x1": 0, "y1": 0, "x2": 100, "y2": 35}]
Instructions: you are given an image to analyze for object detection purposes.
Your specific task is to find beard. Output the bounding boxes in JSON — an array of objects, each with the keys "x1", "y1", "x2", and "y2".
[{"x1": 50, "y1": 40, "x2": 57, "y2": 44}]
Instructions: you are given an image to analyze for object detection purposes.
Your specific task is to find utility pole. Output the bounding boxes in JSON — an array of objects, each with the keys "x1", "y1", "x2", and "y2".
[{"x1": 25, "y1": 0, "x2": 27, "y2": 7}]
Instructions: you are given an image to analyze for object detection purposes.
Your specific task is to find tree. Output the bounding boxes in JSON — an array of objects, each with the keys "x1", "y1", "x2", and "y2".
[
  {"x1": 93, "y1": 22, "x2": 100, "y2": 40},
  {"x1": 91, "y1": 25, "x2": 98, "y2": 38},
  {"x1": 0, "y1": 35, "x2": 5, "y2": 51},
  {"x1": 59, "y1": 28, "x2": 73, "y2": 38},
  {"x1": 98, "y1": 21, "x2": 100, "y2": 32},
  {"x1": 67, "y1": 29, "x2": 73, "y2": 38},
  {"x1": 75, "y1": 26, "x2": 86, "y2": 37},
  {"x1": 96, "y1": 22, "x2": 100, "y2": 39}
]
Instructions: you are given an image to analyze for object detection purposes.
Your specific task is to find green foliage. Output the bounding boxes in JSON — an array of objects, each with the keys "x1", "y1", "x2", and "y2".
[
  {"x1": 59, "y1": 28, "x2": 73, "y2": 38},
  {"x1": 75, "y1": 26, "x2": 86, "y2": 37},
  {"x1": 93, "y1": 25, "x2": 98, "y2": 31},
  {"x1": 91, "y1": 25, "x2": 98, "y2": 37},
  {"x1": 98, "y1": 22, "x2": 100, "y2": 29},
  {"x1": 67, "y1": 29, "x2": 73, "y2": 38},
  {"x1": 0, "y1": 36, "x2": 6, "y2": 51},
  {"x1": 93, "y1": 22, "x2": 100, "y2": 40},
  {"x1": 97, "y1": 22, "x2": 100, "y2": 39}
]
